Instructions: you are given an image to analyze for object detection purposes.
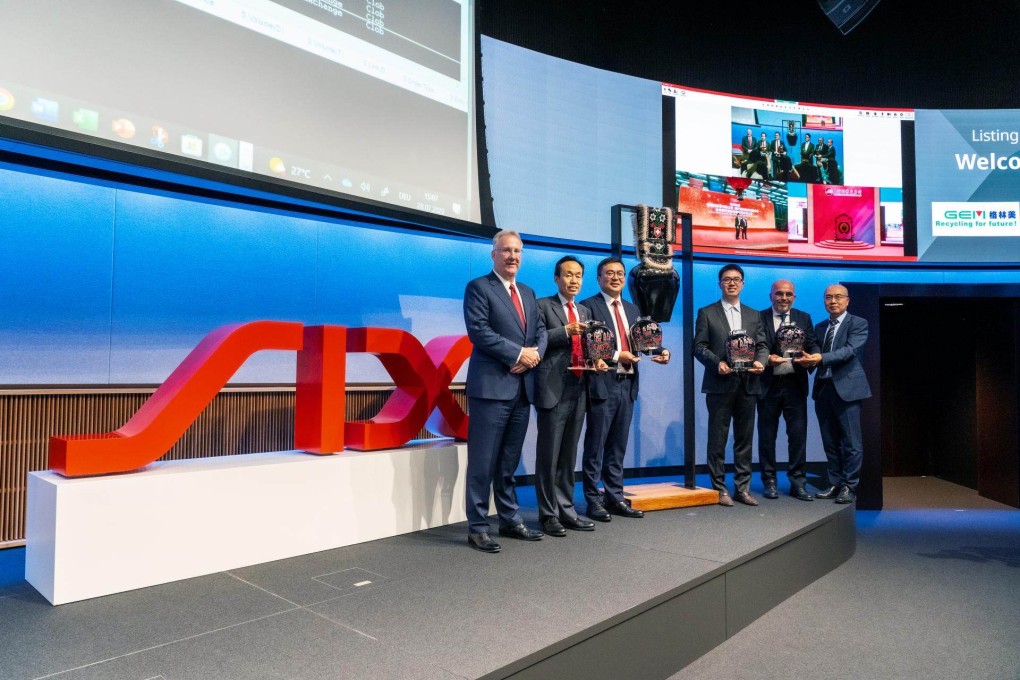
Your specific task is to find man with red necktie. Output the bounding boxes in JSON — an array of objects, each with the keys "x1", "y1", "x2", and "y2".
[
  {"x1": 463, "y1": 230, "x2": 548, "y2": 553},
  {"x1": 534, "y1": 256, "x2": 607, "y2": 537},
  {"x1": 579, "y1": 257, "x2": 670, "y2": 522}
]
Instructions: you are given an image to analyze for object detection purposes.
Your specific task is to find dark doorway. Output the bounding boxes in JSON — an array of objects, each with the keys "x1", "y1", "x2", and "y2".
[
  {"x1": 879, "y1": 298, "x2": 980, "y2": 488},
  {"x1": 845, "y1": 283, "x2": 1020, "y2": 510}
]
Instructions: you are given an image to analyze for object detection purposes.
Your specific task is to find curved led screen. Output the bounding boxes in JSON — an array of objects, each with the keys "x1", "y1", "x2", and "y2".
[{"x1": 664, "y1": 83, "x2": 914, "y2": 262}]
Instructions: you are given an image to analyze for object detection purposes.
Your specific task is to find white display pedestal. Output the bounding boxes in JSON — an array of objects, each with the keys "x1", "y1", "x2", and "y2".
[{"x1": 26, "y1": 443, "x2": 470, "y2": 605}]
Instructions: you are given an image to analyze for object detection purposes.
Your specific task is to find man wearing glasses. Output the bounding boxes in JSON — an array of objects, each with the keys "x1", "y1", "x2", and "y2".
[
  {"x1": 800, "y1": 285, "x2": 871, "y2": 504},
  {"x1": 693, "y1": 264, "x2": 768, "y2": 506},
  {"x1": 580, "y1": 257, "x2": 670, "y2": 522},
  {"x1": 462, "y1": 230, "x2": 547, "y2": 552},
  {"x1": 756, "y1": 280, "x2": 820, "y2": 501}
]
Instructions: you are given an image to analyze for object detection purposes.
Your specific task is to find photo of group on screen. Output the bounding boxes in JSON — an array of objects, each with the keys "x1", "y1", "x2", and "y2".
[{"x1": 731, "y1": 107, "x2": 844, "y2": 185}]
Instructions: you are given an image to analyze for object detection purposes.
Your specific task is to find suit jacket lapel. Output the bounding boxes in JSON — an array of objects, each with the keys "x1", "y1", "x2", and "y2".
[
  {"x1": 491, "y1": 275, "x2": 525, "y2": 332},
  {"x1": 550, "y1": 297, "x2": 569, "y2": 326},
  {"x1": 712, "y1": 301, "x2": 729, "y2": 332},
  {"x1": 763, "y1": 311, "x2": 776, "y2": 346}
]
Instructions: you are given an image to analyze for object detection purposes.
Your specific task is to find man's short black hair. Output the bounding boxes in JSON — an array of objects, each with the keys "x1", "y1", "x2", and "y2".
[
  {"x1": 719, "y1": 263, "x2": 744, "y2": 280},
  {"x1": 554, "y1": 255, "x2": 584, "y2": 278},
  {"x1": 597, "y1": 256, "x2": 625, "y2": 277}
]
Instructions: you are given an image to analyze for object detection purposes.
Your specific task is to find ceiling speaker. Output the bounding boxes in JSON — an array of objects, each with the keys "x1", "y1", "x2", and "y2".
[{"x1": 817, "y1": 0, "x2": 882, "y2": 35}]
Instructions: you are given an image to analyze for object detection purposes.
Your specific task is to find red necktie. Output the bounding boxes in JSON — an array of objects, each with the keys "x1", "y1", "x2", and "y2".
[
  {"x1": 567, "y1": 301, "x2": 583, "y2": 378},
  {"x1": 612, "y1": 300, "x2": 631, "y2": 355},
  {"x1": 509, "y1": 283, "x2": 526, "y2": 329}
]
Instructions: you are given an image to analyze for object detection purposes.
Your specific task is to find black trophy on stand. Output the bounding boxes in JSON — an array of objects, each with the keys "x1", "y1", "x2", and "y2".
[
  {"x1": 627, "y1": 205, "x2": 679, "y2": 323},
  {"x1": 725, "y1": 329, "x2": 756, "y2": 372},
  {"x1": 580, "y1": 320, "x2": 615, "y2": 370}
]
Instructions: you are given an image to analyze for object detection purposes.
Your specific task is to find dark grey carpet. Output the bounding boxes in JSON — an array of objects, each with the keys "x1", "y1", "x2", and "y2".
[
  {"x1": 671, "y1": 504, "x2": 1020, "y2": 680},
  {"x1": 0, "y1": 474, "x2": 844, "y2": 680}
]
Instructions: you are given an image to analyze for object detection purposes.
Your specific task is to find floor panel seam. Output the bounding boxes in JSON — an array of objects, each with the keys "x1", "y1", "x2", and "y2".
[
  {"x1": 29, "y1": 607, "x2": 301, "y2": 680},
  {"x1": 225, "y1": 571, "x2": 302, "y2": 607},
  {"x1": 301, "y1": 605, "x2": 480, "y2": 679}
]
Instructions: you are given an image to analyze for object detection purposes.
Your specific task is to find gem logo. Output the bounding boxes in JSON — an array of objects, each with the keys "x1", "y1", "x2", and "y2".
[{"x1": 932, "y1": 201, "x2": 1020, "y2": 237}]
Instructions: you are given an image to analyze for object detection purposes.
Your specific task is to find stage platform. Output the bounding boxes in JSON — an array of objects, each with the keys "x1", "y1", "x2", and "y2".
[{"x1": 0, "y1": 476, "x2": 854, "y2": 680}]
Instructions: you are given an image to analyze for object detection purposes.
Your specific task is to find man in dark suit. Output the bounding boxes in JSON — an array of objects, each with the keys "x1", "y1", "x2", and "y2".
[
  {"x1": 533, "y1": 256, "x2": 605, "y2": 537},
  {"x1": 757, "y1": 280, "x2": 820, "y2": 501},
  {"x1": 463, "y1": 230, "x2": 548, "y2": 553},
  {"x1": 800, "y1": 133, "x2": 816, "y2": 167},
  {"x1": 693, "y1": 264, "x2": 768, "y2": 506},
  {"x1": 802, "y1": 284, "x2": 871, "y2": 504},
  {"x1": 740, "y1": 128, "x2": 757, "y2": 156},
  {"x1": 580, "y1": 257, "x2": 670, "y2": 522}
]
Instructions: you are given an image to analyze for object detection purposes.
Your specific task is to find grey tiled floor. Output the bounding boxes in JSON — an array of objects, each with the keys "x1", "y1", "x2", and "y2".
[{"x1": 0, "y1": 479, "x2": 844, "y2": 680}]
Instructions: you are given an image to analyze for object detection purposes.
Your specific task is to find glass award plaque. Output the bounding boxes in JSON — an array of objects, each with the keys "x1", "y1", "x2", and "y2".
[
  {"x1": 629, "y1": 316, "x2": 665, "y2": 355},
  {"x1": 725, "y1": 329, "x2": 755, "y2": 372},
  {"x1": 776, "y1": 323, "x2": 806, "y2": 359},
  {"x1": 580, "y1": 320, "x2": 615, "y2": 370}
]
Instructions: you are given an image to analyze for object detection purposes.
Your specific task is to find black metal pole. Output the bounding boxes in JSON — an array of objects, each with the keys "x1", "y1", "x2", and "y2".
[
  {"x1": 610, "y1": 204, "x2": 624, "y2": 259},
  {"x1": 679, "y1": 211, "x2": 696, "y2": 489}
]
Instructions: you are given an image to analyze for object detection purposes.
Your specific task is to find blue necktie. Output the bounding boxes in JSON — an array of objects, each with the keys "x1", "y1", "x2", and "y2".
[{"x1": 822, "y1": 319, "x2": 837, "y2": 353}]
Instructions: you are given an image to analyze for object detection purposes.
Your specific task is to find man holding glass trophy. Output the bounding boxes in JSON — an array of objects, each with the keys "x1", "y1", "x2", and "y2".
[
  {"x1": 757, "y1": 280, "x2": 820, "y2": 501},
  {"x1": 694, "y1": 264, "x2": 768, "y2": 507}
]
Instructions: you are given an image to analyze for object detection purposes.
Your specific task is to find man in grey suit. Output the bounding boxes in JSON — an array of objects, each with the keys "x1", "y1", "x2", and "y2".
[
  {"x1": 693, "y1": 264, "x2": 768, "y2": 506},
  {"x1": 534, "y1": 256, "x2": 606, "y2": 537},
  {"x1": 463, "y1": 230, "x2": 548, "y2": 553},
  {"x1": 802, "y1": 284, "x2": 871, "y2": 504},
  {"x1": 757, "y1": 280, "x2": 820, "y2": 501}
]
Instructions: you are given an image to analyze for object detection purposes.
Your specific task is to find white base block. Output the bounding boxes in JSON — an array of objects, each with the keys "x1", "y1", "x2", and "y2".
[{"x1": 27, "y1": 443, "x2": 471, "y2": 605}]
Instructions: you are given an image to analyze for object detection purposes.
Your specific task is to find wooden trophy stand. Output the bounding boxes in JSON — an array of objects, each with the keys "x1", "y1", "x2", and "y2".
[{"x1": 622, "y1": 483, "x2": 719, "y2": 511}]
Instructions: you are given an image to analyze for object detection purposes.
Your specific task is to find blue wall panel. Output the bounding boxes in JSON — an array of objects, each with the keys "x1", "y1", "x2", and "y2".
[
  {"x1": 108, "y1": 190, "x2": 319, "y2": 384},
  {"x1": 0, "y1": 166, "x2": 115, "y2": 384}
]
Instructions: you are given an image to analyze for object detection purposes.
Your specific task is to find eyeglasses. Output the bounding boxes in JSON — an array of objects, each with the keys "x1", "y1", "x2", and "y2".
[
  {"x1": 496, "y1": 248, "x2": 522, "y2": 256},
  {"x1": 824, "y1": 294, "x2": 848, "y2": 301},
  {"x1": 602, "y1": 270, "x2": 627, "y2": 279},
  {"x1": 720, "y1": 277, "x2": 743, "y2": 284}
]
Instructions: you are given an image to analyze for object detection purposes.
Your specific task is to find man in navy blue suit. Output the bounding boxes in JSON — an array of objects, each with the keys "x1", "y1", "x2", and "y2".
[
  {"x1": 803, "y1": 284, "x2": 872, "y2": 504},
  {"x1": 756, "y1": 280, "x2": 820, "y2": 501},
  {"x1": 463, "y1": 230, "x2": 548, "y2": 553},
  {"x1": 580, "y1": 257, "x2": 670, "y2": 522}
]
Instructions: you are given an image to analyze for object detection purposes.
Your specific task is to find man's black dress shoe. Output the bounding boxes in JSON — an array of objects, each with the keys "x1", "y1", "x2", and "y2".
[
  {"x1": 498, "y1": 523, "x2": 543, "y2": 541},
  {"x1": 586, "y1": 502, "x2": 612, "y2": 522},
  {"x1": 468, "y1": 533, "x2": 501, "y2": 553},
  {"x1": 718, "y1": 491, "x2": 734, "y2": 507},
  {"x1": 763, "y1": 483, "x2": 779, "y2": 499},
  {"x1": 542, "y1": 517, "x2": 567, "y2": 537},
  {"x1": 561, "y1": 516, "x2": 596, "y2": 531},
  {"x1": 834, "y1": 486, "x2": 856, "y2": 504},
  {"x1": 790, "y1": 486, "x2": 815, "y2": 501},
  {"x1": 815, "y1": 485, "x2": 840, "y2": 500},
  {"x1": 734, "y1": 491, "x2": 759, "y2": 507},
  {"x1": 606, "y1": 499, "x2": 644, "y2": 518}
]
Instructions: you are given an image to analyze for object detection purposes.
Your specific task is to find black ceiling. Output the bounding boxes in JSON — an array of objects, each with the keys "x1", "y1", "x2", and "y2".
[{"x1": 478, "y1": 0, "x2": 1020, "y2": 109}]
